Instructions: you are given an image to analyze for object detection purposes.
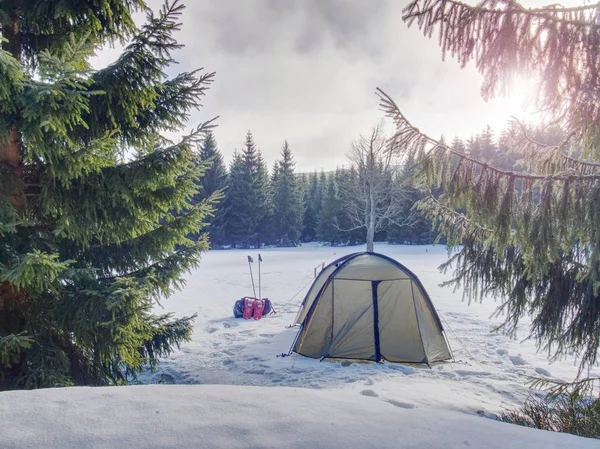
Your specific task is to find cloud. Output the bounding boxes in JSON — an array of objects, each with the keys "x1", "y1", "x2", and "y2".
[{"x1": 93, "y1": 0, "x2": 538, "y2": 172}]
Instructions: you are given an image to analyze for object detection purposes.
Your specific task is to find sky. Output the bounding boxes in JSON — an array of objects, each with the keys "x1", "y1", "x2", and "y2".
[{"x1": 92, "y1": 0, "x2": 566, "y2": 172}]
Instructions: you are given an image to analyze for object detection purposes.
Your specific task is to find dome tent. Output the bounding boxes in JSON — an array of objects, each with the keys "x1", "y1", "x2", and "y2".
[{"x1": 290, "y1": 252, "x2": 452, "y2": 364}]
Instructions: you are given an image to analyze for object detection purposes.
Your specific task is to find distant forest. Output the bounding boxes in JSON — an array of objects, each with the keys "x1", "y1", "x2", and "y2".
[{"x1": 194, "y1": 123, "x2": 563, "y2": 249}]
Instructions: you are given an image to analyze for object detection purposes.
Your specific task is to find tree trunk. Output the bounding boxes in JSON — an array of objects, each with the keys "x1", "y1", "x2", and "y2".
[
  {"x1": 0, "y1": 13, "x2": 26, "y2": 314},
  {"x1": 1, "y1": 128, "x2": 25, "y2": 209},
  {"x1": 366, "y1": 224, "x2": 375, "y2": 252},
  {"x1": 366, "y1": 182, "x2": 376, "y2": 253}
]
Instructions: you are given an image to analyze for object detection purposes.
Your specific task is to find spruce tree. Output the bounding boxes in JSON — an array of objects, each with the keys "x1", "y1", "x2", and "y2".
[
  {"x1": 335, "y1": 166, "x2": 363, "y2": 245},
  {"x1": 0, "y1": 0, "x2": 219, "y2": 389},
  {"x1": 271, "y1": 161, "x2": 279, "y2": 186},
  {"x1": 194, "y1": 131, "x2": 227, "y2": 246},
  {"x1": 387, "y1": 160, "x2": 433, "y2": 244},
  {"x1": 222, "y1": 132, "x2": 270, "y2": 248},
  {"x1": 318, "y1": 174, "x2": 342, "y2": 246},
  {"x1": 317, "y1": 170, "x2": 327, "y2": 208},
  {"x1": 254, "y1": 139, "x2": 272, "y2": 247},
  {"x1": 222, "y1": 151, "x2": 246, "y2": 247},
  {"x1": 267, "y1": 160, "x2": 279, "y2": 244},
  {"x1": 380, "y1": 0, "x2": 600, "y2": 378},
  {"x1": 271, "y1": 141, "x2": 302, "y2": 246},
  {"x1": 301, "y1": 171, "x2": 320, "y2": 242},
  {"x1": 450, "y1": 136, "x2": 466, "y2": 154}
]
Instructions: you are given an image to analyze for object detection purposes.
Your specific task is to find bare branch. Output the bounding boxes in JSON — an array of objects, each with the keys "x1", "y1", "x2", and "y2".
[{"x1": 343, "y1": 121, "x2": 414, "y2": 249}]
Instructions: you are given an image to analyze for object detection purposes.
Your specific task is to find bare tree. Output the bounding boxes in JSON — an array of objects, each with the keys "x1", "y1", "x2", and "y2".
[{"x1": 344, "y1": 122, "x2": 408, "y2": 252}]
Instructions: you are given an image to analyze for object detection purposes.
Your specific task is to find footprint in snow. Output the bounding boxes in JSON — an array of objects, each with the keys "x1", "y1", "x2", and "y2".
[
  {"x1": 244, "y1": 368, "x2": 266, "y2": 375},
  {"x1": 223, "y1": 321, "x2": 239, "y2": 329},
  {"x1": 496, "y1": 349, "x2": 508, "y2": 356},
  {"x1": 206, "y1": 327, "x2": 219, "y2": 334},
  {"x1": 384, "y1": 399, "x2": 416, "y2": 409},
  {"x1": 360, "y1": 389, "x2": 379, "y2": 398},
  {"x1": 259, "y1": 333, "x2": 275, "y2": 338},
  {"x1": 535, "y1": 367, "x2": 552, "y2": 377},
  {"x1": 508, "y1": 355, "x2": 528, "y2": 366}
]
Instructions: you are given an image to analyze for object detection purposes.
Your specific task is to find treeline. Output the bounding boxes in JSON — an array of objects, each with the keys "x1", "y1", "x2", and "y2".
[
  {"x1": 195, "y1": 123, "x2": 560, "y2": 249},
  {"x1": 193, "y1": 131, "x2": 431, "y2": 248}
]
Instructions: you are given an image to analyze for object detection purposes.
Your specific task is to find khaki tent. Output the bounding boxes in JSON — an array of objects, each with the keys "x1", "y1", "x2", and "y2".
[{"x1": 290, "y1": 252, "x2": 452, "y2": 364}]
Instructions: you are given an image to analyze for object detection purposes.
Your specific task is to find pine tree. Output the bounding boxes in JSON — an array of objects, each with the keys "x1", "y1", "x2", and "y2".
[
  {"x1": 317, "y1": 170, "x2": 327, "y2": 209},
  {"x1": 301, "y1": 171, "x2": 320, "y2": 242},
  {"x1": 222, "y1": 151, "x2": 246, "y2": 247},
  {"x1": 379, "y1": 0, "x2": 600, "y2": 379},
  {"x1": 271, "y1": 161, "x2": 280, "y2": 186},
  {"x1": 450, "y1": 136, "x2": 466, "y2": 153},
  {"x1": 0, "y1": 0, "x2": 219, "y2": 389},
  {"x1": 318, "y1": 174, "x2": 342, "y2": 245},
  {"x1": 387, "y1": 160, "x2": 433, "y2": 244},
  {"x1": 255, "y1": 141, "x2": 271, "y2": 247},
  {"x1": 335, "y1": 166, "x2": 364, "y2": 245},
  {"x1": 222, "y1": 132, "x2": 270, "y2": 248},
  {"x1": 265, "y1": 160, "x2": 279, "y2": 244},
  {"x1": 271, "y1": 141, "x2": 302, "y2": 246},
  {"x1": 195, "y1": 131, "x2": 227, "y2": 246}
]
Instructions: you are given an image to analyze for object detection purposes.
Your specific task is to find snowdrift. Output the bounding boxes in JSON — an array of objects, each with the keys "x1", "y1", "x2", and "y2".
[{"x1": 0, "y1": 384, "x2": 596, "y2": 449}]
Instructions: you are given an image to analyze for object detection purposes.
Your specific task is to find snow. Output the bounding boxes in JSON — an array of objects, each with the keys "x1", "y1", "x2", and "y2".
[
  {"x1": 1, "y1": 384, "x2": 598, "y2": 449},
  {"x1": 2, "y1": 243, "x2": 599, "y2": 447},
  {"x1": 139, "y1": 243, "x2": 599, "y2": 415}
]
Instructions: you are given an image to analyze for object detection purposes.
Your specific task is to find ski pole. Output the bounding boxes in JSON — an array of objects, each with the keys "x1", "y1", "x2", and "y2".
[
  {"x1": 247, "y1": 255, "x2": 256, "y2": 297},
  {"x1": 258, "y1": 253, "x2": 262, "y2": 298}
]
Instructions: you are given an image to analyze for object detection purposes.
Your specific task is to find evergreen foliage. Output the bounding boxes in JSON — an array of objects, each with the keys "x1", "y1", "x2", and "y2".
[
  {"x1": 335, "y1": 166, "x2": 364, "y2": 245},
  {"x1": 222, "y1": 151, "x2": 246, "y2": 247},
  {"x1": 271, "y1": 141, "x2": 303, "y2": 246},
  {"x1": 222, "y1": 132, "x2": 270, "y2": 248},
  {"x1": 387, "y1": 161, "x2": 434, "y2": 244},
  {"x1": 301, "y1": 171, "x2": 320, "y2": 242},
  {"x1": 194, "y1": 131, "x2": 227, "y2": 246},
  {"x1": 500, "y1": 392, "x2": 600, "y2": 439},
  {"x1": 318, "y1": 174, "x2": 343, "y2": 245},
  {"x1": 0, "y1": 0, "x2": 218, "y2": 389},
  {"x1": 379, "y1": 0, "x2": 600, "y2": 376}
]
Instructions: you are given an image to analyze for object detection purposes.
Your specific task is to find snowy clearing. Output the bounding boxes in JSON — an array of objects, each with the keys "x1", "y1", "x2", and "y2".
[
  {"x1": 139, "y1": 243, "x2": 599, "y2": 416},
  {"x1": 3, "y1": 244, "x2": 599, "y2": 448},
  {"x1": 1, "y1": 384, "x2": 597, "y2": 449}
]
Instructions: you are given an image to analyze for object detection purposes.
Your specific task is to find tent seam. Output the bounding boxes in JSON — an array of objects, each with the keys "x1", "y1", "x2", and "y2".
[{"x1": 410, "y1": 281, "x2": 429, "y2": 364}]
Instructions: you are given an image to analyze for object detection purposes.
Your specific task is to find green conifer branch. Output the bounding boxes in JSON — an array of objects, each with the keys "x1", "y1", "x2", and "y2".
[
  {"x1": 1, "y1": 0, "x2": 219, "y2": 388},
  {"x1": 402, "y1": 0, "x2": 600, "y2": 133}
]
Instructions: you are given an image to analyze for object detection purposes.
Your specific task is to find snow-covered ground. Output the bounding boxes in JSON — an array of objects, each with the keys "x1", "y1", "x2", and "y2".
[
  {"x1": 3, "y1": 244, "x2": 600, "y2": 448},
  {"x1": 140, "y1": 243, "x2": 599, "y2": 416},
  {"x1": 1, "y1": 384, "x2": 597, "y2": 449}
]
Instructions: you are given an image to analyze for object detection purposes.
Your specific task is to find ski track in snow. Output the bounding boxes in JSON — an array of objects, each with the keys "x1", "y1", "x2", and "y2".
[{"x1": 138, "y1": 243, "x2": 600, "y2": 417}]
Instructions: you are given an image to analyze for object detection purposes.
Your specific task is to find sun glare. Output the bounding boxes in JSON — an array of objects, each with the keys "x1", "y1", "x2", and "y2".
[{"x1": 483, "y1": 74, "x2": 545, "y2": 133}]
